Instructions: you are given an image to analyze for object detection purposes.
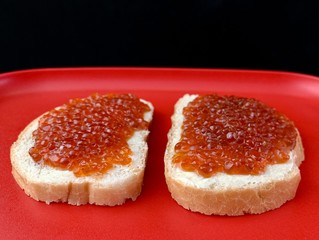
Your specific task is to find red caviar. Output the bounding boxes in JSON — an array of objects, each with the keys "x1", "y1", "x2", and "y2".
[
  {"x1": 173, "y1": 95, "x2": 297, "y2": 177},
  {"x1": 29, "y1": 93, "x2": 151, "y2": 177}
]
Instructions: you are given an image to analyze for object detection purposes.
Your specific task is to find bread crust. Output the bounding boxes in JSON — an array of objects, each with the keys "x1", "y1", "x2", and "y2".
[
  {"x1": 164, "y1": 94, "x2": 305, "y2": 216},
  {"x1": 165, "y1": 172, "x2": 301, "y2": 216},
  {"x1": 11, "y1": 98, "x2": 153, "y2": 206},
  {"x1": 11, "y1": 162, "x2": 145, "y2": 206}
]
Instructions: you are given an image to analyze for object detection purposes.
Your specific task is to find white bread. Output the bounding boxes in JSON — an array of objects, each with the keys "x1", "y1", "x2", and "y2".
[
  {"x1": 10, "y1": 97, "x2": 154, "y2": 206},
  {"x1": 164, "y1": 94, "x2": 304, "y2": 216}
]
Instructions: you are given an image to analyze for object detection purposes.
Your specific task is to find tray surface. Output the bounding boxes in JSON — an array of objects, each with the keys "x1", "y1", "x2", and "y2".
[{"x1": 1, "y1": 68, "x2": 319, "y2": 239}]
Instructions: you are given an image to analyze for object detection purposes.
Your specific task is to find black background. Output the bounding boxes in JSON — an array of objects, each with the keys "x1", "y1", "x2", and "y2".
[{"x1": 1, "y1": 0, "x2": 318, "y2": 76}]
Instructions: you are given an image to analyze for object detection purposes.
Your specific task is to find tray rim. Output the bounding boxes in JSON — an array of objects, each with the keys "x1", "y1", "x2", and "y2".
[{"x1": 1, "y1": 66, "x2": 318, "y2": 80}]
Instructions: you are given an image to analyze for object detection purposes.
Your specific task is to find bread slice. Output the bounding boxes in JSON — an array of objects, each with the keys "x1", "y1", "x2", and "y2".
[
  {"x1": 11, "y1": 96, "x2": 154, "y2": 206},
  {"x1": 164, "y1": 94, "x2": 304, "y2": 216}
]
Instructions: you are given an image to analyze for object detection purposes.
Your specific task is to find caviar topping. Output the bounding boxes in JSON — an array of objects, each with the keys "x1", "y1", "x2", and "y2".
[
  {"x1": 173, "y1": 95, "x2": 297, "y2": 177},
  {"x1": 29, "y1": 93, "x2": 151, "y2": 177}
]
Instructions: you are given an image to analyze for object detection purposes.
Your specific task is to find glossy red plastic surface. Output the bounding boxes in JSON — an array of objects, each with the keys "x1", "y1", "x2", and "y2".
[{"x1": 1, "y1": 68, "x2": 319, "y2": 239}]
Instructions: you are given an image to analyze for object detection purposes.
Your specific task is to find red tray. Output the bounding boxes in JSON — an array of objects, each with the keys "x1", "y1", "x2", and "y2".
[{"x1": 1, "y1": 68, "x2": 319, "y2": 239}]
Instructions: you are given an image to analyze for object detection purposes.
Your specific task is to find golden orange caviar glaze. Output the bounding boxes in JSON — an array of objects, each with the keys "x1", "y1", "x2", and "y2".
[
  {"x1": 173, "y1": 95, "x2": 297, "y2": 177},
  {"x1": 29, "y1": 93, "x2": 151, "y2": 177}
]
